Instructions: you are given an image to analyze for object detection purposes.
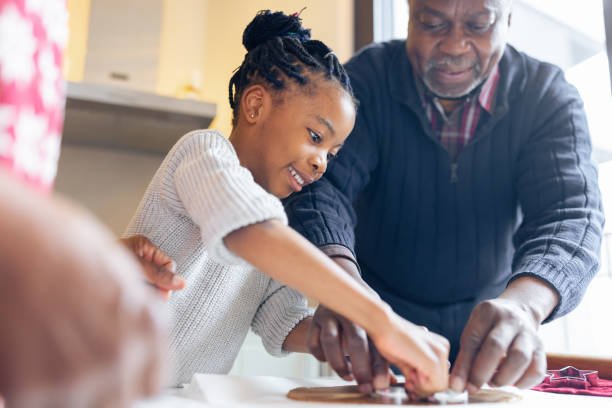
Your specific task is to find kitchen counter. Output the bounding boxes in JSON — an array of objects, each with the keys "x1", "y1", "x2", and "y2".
[
  {"x1": 63, "y1": 81, "x2": 216, "y2": 154},
  {"x1": 134, "y1": 374, "x2": 612, "y2": 407}
]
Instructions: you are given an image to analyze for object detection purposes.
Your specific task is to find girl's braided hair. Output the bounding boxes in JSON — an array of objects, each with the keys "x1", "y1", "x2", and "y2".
[{"x1": 229, "y1": 10, "x2": 354, "y2": 125}]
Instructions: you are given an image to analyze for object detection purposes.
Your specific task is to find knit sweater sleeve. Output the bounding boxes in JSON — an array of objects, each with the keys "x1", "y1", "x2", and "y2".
[
  {"x1": 283, "y1": 49, "x2": 381, "y2": 256},
  {"x1": 171, "y1": 130, "x2": 287, "y2": 265},
  {"x1": 251, "y1": 279, "x2": 313, "y2": 357},
  {"x1": 511, "y1": 68, "x2": 604, "y2": 321}
]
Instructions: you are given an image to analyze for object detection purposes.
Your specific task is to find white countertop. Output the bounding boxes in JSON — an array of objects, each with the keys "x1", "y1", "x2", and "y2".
[{"x1": 133, "y1": 374, "x2": 612, "y2": 407}]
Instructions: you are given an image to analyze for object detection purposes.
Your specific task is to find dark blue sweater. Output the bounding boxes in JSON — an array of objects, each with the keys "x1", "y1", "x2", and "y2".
[{"x1": 284, "y1": 41, "x2": 604, "y2": 359}]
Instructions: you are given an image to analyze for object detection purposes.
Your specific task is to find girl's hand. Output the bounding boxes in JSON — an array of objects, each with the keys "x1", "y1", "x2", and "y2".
[
  {"x1": 121, "y1": 235, "x2": 185, "y2": 299},
  {"x1": 371, "y1": 311, "x2": 450, "y2": 397}
]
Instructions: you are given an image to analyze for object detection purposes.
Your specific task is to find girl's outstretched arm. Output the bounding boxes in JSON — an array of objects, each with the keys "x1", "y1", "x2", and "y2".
[{"x1": 224, "y1": 219, "x2": 450, "y2": 396}]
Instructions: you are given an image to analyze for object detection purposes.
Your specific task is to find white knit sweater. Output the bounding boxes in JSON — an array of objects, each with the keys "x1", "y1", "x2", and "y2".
[{"x1": 124, "y1": 130, "x2": 312, "y2": 385}]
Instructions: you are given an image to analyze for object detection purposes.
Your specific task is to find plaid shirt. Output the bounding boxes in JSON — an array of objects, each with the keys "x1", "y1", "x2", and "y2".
[{"x1": 417, "y1": 65, "x2": 500, "y2": 160}]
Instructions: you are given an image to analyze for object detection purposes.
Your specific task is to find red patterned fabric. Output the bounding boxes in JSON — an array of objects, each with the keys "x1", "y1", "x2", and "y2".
[
  {"x1": 0, "y1": 0, "x2": 67, "y2": 194},
  {"x1": 532, "y1": 379, "x2": 612, "y2": 397}
]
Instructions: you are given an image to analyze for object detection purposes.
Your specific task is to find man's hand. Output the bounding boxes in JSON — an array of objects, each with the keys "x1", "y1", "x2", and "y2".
[
  {"x1": 450, "y1": 277, "x2": 558, "y2": 393},
  {"x1": 308, "y1": 305, "x2": 392, "y2": 393},
  {"x1": 121, "y1": 235, "x2": 185, "y2": 299},
  {"x1": 306, "y1": 257, "x2": 392, "y2": 394}
]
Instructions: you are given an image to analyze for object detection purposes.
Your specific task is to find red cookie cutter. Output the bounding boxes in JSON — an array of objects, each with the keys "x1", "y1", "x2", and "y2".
[{"x1": 544, "y1": 366, "x2": 600, "y2": 389}]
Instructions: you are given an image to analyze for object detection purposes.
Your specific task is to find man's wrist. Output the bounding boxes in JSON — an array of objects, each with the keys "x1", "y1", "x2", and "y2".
[
  {"x1": 500, "y1": 276, "x2": 560, "y2": 324},
  {"x1": 319, "y1": 244, "x2": 380, "y2": 299},
  {"x1": 320, "y1": 244, "x2": 360, "y2": 277}
]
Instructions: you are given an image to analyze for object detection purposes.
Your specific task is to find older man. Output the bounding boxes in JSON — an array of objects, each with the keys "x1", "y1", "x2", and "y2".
[{"x1": 284, "y1": 0, "x2": 604, "y2": 394}]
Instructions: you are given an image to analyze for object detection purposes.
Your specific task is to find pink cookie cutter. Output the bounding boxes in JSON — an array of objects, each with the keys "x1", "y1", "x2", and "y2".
[{"x1": 544, "y1": 366, "x2": 599, "y2": 389}]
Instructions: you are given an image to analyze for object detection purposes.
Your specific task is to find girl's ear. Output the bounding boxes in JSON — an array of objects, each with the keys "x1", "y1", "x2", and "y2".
[{"x1": 241, "y1": 85, "x2": 267, "y2": 124}]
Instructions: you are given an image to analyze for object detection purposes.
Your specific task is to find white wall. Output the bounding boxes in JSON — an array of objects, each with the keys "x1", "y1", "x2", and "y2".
[
  {"x1": 229, "y1": 332, "x2": 322, "y2": 378},
  {"x1": 54, "y1": 145, "x2": 164, "y2": 235}
]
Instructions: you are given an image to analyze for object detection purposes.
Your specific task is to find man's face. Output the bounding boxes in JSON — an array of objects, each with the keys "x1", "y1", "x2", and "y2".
[{"x1": 406, "y1": 0, "x2": 511, "y2": 99}]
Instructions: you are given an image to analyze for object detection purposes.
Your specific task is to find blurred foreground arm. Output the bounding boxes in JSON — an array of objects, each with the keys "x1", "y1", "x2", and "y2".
[{"x1": 0, "y1": 172, "x2": 167, "y2": 407}]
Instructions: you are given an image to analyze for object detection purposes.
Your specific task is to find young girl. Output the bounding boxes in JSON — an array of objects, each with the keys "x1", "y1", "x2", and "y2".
[{"x1": 124, "y1": 10, "x2": 449, "y2": 395}]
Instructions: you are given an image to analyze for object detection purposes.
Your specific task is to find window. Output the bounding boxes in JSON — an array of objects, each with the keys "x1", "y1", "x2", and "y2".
[
  {"x1": 511, "y1": 1, "x2": 612, "y2": 358},
  {"x1": 373, "y1": 0, "x2": 408, "y2": 42}
]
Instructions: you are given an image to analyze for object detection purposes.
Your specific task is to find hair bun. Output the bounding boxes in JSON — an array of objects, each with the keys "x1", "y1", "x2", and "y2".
[{"x1": 242, "y1": 10, "x2": 311, "y2": 52}]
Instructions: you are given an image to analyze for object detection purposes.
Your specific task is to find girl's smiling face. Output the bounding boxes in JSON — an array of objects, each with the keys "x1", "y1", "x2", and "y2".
[{"x1": 237, "y1": 80, "x2": 356, "y2": 199}]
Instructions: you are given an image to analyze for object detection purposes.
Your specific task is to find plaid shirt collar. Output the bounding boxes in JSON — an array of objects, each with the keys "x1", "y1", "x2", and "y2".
[
  {"x1": 413, "y1": 65, "x2": 500, "y2": 162},
  {"x1": 415, "y1": 64, "x2": 500, "y2": 116}
]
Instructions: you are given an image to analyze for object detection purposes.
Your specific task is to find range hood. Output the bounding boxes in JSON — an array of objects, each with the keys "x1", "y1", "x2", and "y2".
[{"x1": 62, "y1": 81, "x2": 216, "y2": 154}]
